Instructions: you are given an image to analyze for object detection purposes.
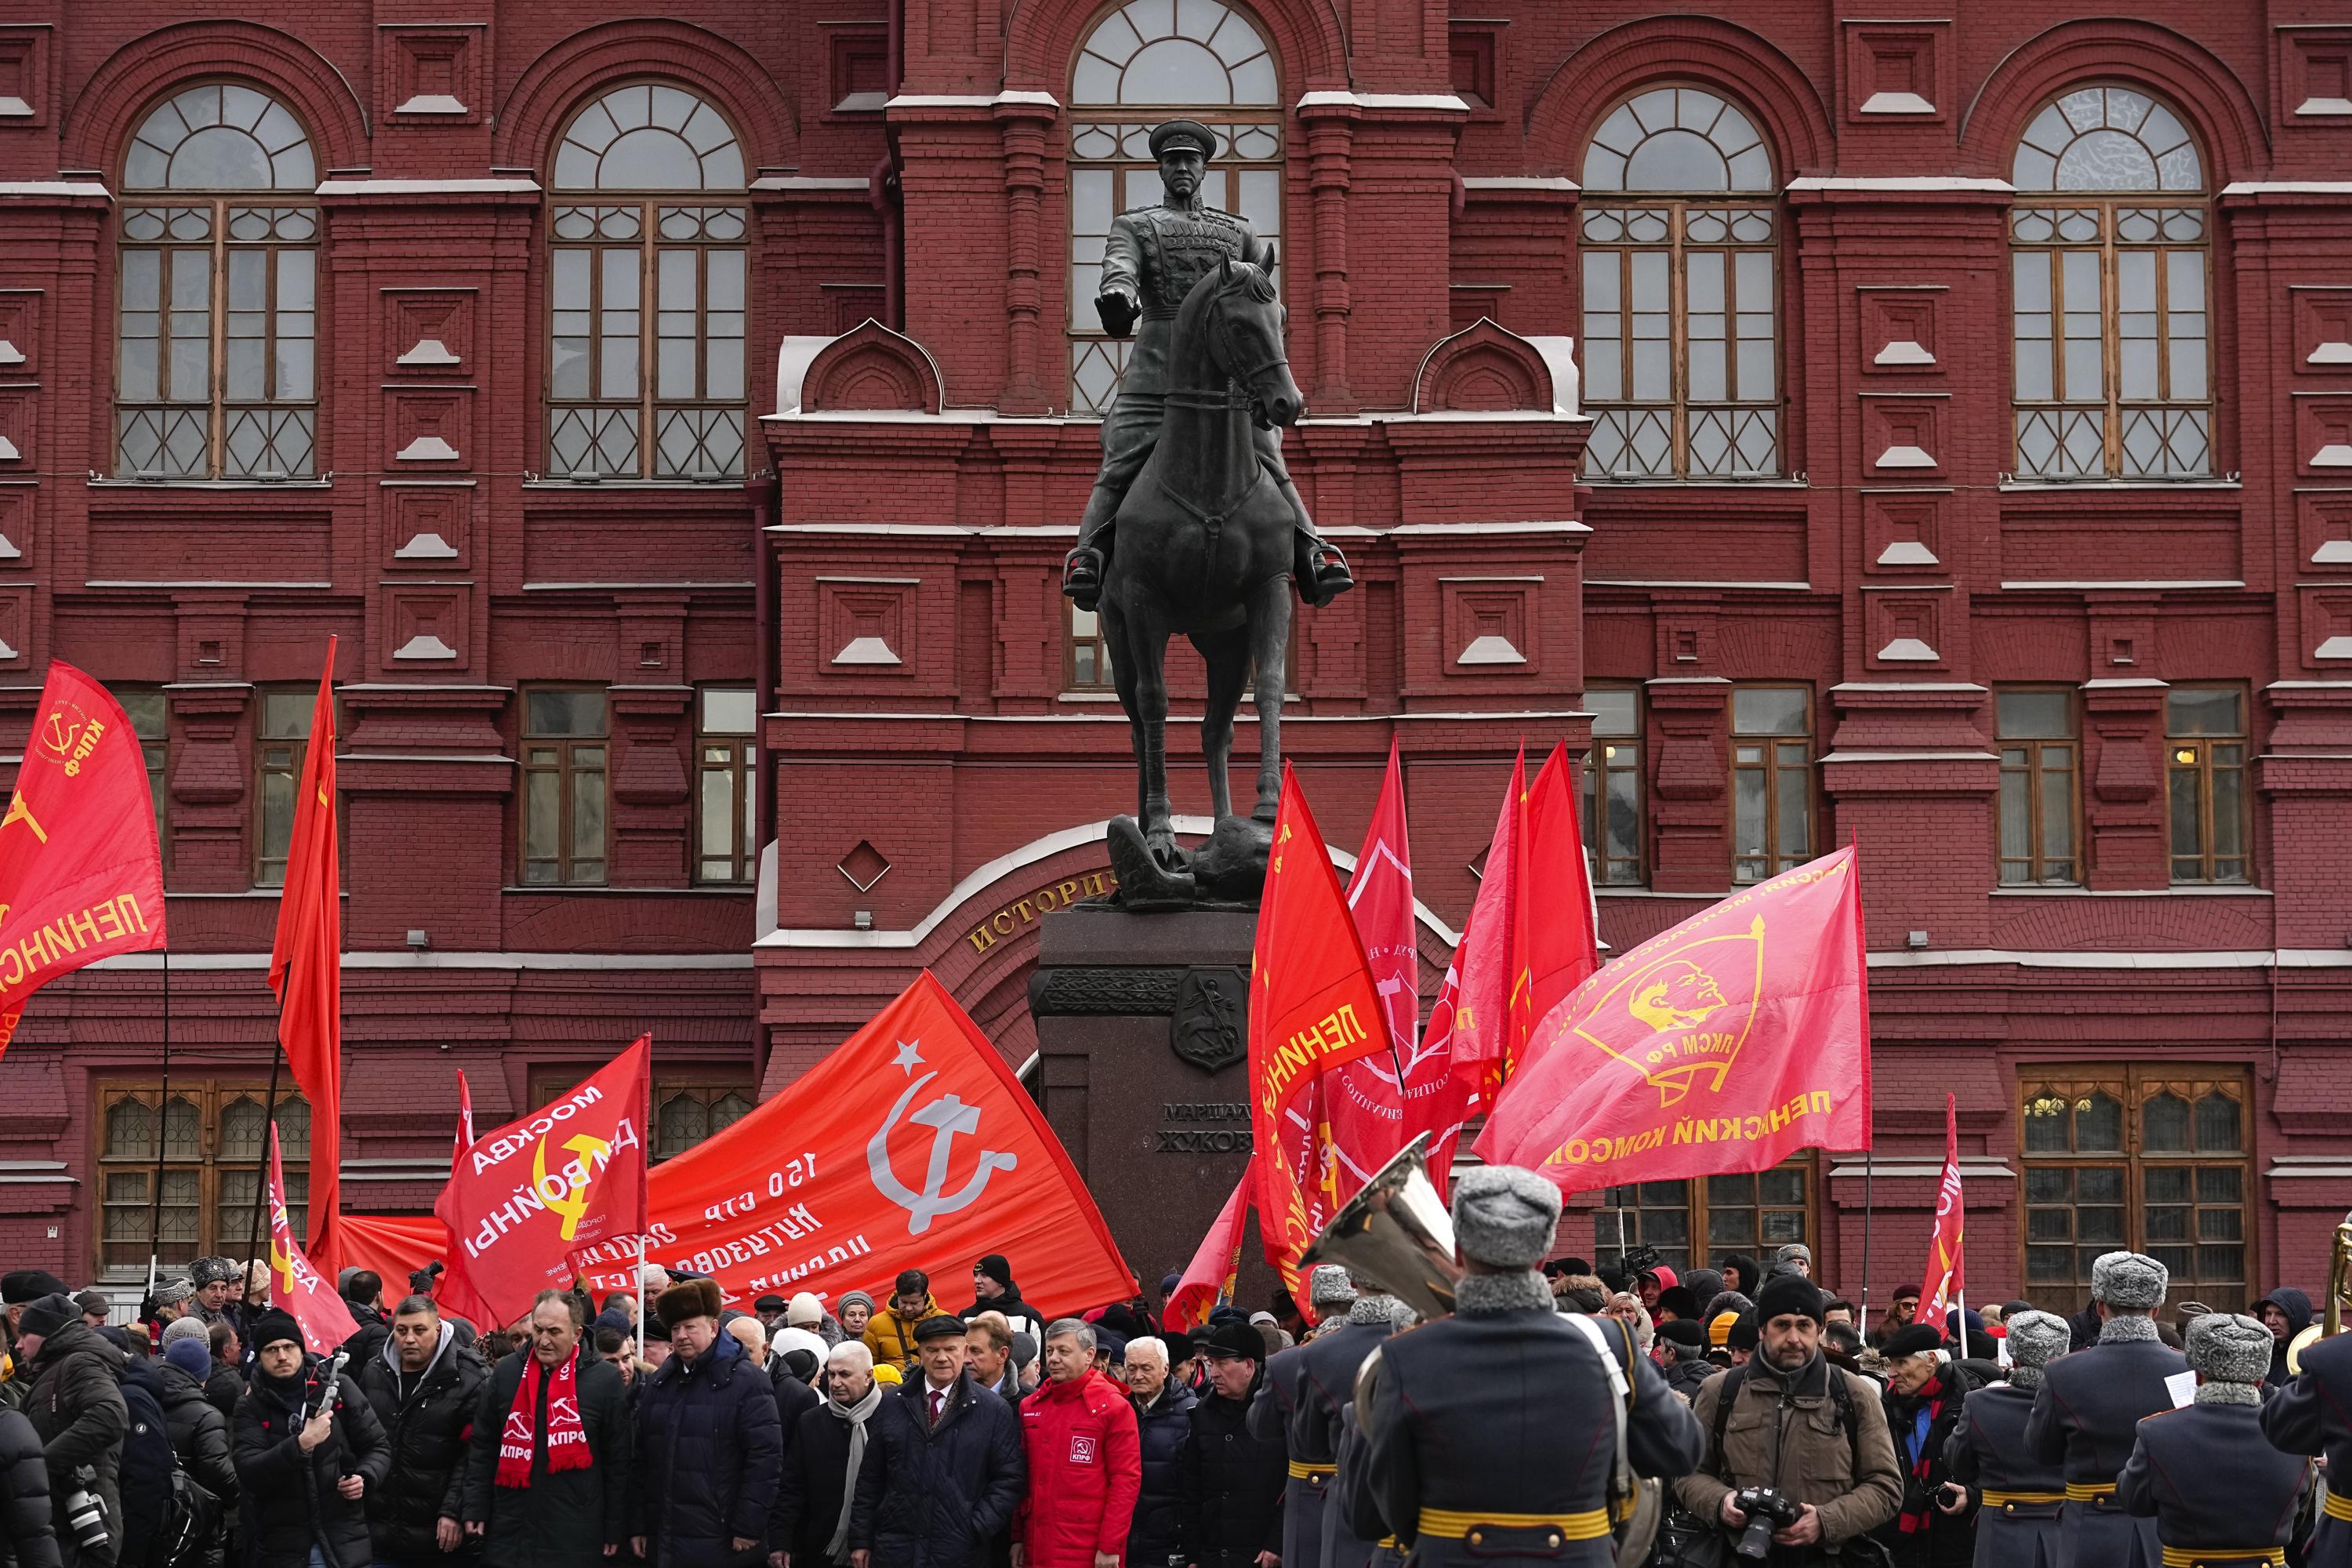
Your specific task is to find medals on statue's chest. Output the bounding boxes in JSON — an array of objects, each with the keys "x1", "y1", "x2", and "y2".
[{"x1": 1145, "y1": 213, "x2": 1245, "y2": 308}]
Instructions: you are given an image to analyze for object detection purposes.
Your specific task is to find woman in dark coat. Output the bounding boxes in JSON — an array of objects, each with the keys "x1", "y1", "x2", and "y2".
[
  {"x1": 232, "y1": 1312, "x2": 392, "y2": 1568},
  {"x1": 0, "y1": 1406, "x2": 60, "y2": 1568},
  {"x1": 462, "y1": 1300, "x2": 633, "y2": 1568}
]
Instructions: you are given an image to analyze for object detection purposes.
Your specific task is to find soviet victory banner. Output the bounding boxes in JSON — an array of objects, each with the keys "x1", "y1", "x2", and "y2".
[
  {"x1": 1477, "y1": 844, "x2": 1872, "y2": 1192},
  {"x1": 573, "y1": 971, "x2": 1133, "y2": 1312},
  {"x1": 0, "y1": 661, "x2": 169, "y2": 1054}
]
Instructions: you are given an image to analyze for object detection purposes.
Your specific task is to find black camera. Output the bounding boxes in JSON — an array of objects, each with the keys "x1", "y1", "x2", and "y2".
[{"x1": 1731, "y1": 1486, "x2": 1802, "y2": 1561}]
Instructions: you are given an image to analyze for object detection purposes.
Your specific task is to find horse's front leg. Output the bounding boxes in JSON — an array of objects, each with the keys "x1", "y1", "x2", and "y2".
[
  {"x1": 1194, "y1": 627, "x2": 1249, "y2": 822},
  {"x1": 1130, "y1": 612, "x2": 1181, "y2": 869},
  {"x1": 1246, "y1": 575, "x2": 1293, "y2": 821}
]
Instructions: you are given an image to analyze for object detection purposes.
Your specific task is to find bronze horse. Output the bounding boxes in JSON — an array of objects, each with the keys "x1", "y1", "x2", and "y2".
[{"x1": 1098, "y1": 250, "x2": 1302, "y2": 904}]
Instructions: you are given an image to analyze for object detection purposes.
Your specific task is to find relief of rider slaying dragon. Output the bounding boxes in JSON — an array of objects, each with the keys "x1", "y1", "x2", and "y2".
[{"x1": 1058, "y1": 119, "x2": 1355, "y2": 910}]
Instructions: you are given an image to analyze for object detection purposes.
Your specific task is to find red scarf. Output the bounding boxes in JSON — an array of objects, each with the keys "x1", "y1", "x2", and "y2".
[{"x1": 495, "y1": 1352, "x2": 592, "y2": 1489}]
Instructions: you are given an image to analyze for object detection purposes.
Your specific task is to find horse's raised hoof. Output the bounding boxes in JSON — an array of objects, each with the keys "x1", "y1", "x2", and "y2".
[
  {"x1": 1192, "y1": 814, "x2": 1274, "y2": 903},
  {"x1": 1106, "y1": 815, "x2": 1196, "y2": 911}
]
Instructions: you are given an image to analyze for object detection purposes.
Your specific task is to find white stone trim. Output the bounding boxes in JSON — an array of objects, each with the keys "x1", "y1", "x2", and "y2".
[
  {"x1": 315, "y1": 178, "x2": 539, "y2": 194},
  {"x1": 1867, "y1": 949, "x2": 2352, "y2": 970},
  {"x1": 884, "y1": 90, "x2": 1062, "y2": 109},
  {"x1": 1461, "y1": 176, "x2": 1580, "y2": 191},
  {"x1": 2002, "y1": 579, "x2": 2243, "y2": 590},
  {"x1": 2220, "y1": 181, "x2": 2352, "y2": 194},
  {"x1": 1296, "y1": 91, "x2": 1471, "y2": 111},
  {"x1": 0, "y1": 181, "x2": 111, "y2": 198},
  {"x1": 1787, "y1": 176, "x2": 2014, "y2": 192},
  {"x1": 751, "y1": 176, "x2": 872, "y2": 191}
]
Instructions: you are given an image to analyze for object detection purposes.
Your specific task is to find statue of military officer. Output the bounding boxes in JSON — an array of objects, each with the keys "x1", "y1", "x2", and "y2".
[{"x1": 1061, "y1": 118, "x2": 1352, "y2": 612}]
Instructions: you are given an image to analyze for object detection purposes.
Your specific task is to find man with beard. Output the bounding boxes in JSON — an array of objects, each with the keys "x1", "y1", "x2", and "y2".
[
  {"x1": 354, "y1": 1294, "x2": 486, "y2": 1566},
  {"x1": 1873, "y1": 1324, "x2": 1982, "y2": 1568},
  {"x1": 2025, "y1": 1251, "x2": 2185, "y2": 1568},
  {"x1": 232, "y1": 1307, "x2": 391, "y2": 1568},
  {"x1": 1944, "y1": 1309, "x2": 2069, "y2": 1568},
  {"x1": 1178, "y1": 1323, "x2": 1283, "y2": 1568},
  {"x1": 1676, "y1": 1272, "x2": 1902, "y2": 1565}
]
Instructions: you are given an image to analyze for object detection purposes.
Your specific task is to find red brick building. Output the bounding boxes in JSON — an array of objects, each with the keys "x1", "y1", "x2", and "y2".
[{"x1": 1, "y1": 0, "x2": 2347, "y2": 1312}]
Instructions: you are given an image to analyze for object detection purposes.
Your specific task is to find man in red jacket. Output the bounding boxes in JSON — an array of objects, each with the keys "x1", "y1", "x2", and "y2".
[{"x1": 1017, "y1": 1319, "x2": 1143, "y2": 1568}]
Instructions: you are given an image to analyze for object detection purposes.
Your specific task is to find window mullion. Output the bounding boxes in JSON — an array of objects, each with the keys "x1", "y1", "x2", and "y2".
[
  {"x1": 209, "y1": 204, "x2": 228, "y2": 477},
  {"x1": 2101, "y1": 211, "x2": 2122, "y2": 476},
  {"x1": 1669, "y1": 203, "x2": 1689, "y2": 477},
  {"x1": 641, "y1": 209, "x2": 656, "y2": 477}
]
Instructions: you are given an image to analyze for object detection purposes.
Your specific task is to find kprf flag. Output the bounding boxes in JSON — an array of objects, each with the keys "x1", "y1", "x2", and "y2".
[
  {"x1": 1517, "y1": 742, "x2": 1600, "y2": 1067},
  {"x1": 1477, "y1": 845, "x2": 1873, "y2": 1193},
  {"x1": 267, "y1": 1122, "x2": 359, "y2": 1356},
  {"x1": 1919, "y1": 1093, "x2": 1965, "y2": 1340},
  {"x1": 437, "y1": 1036, "x2": 649, "y2": 1327},
  {"x1": 1444, "y1": 749, "x2": 1523, "y2": 1098},
  {"x1": 267, "y1": 639, "x2": 342, "y2": 1262},
  {"x1": 573, "y1": 972, "x2": 1133, "y2": 1314},
  {"x1": 1165, "y1": 1160, "x2": 1254, "y2": 1329},
  {"x1": 1247, "y1": 764, "x2": 1389, "y2": 1297},
  {"x1": 1329, "y1": 742, "x2": 1459, "y2": 1191},
  {"x1": 0, "y1": 662, "x2": 169, "y2": 1055}
]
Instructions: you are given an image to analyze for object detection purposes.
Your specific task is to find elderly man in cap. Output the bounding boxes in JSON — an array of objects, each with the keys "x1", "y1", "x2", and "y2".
[
  {"x1": 188, "y1": 1258, "x2": 243, "y2": 1330},
  {"x1": 2119, "y1": 1313, "x2": 2310, "y2": 1566},
  {"x1": 1945, "y1": 1308, "x2": 2070, "y2": 1568},
  {"x1": 1178, "y1": 1320, "x2": 1284, "y2": 1568},
  {"x1": 1351, "y1": 1167, "x2": 1702, "y2": 1568},
  {"x1": 1874, "y1": 1321, "x2": 1983, "y2": 1568},
  {"x1": 1250, "y1": 1266, "x2": 1403, "y2": 1568},
  {"x1": 1058, "y1": 118, "x2": 1352, "y2": 615},
  {"x1": 2026, "y1": 1250, "x2": 2187, "y2": 1568},
  {"x1": 849, "y1": 1312, "x2": 1024, "y2": 1568}
]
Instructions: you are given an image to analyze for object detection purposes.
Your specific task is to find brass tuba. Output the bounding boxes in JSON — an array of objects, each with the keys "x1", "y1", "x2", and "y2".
[
  {"x1": 1300, "y1": 1133, "x2": 1461, "y2": 1322},
  {"x1": 2285, "y1": 1208, "x2": 2351, "y2": 1377}
]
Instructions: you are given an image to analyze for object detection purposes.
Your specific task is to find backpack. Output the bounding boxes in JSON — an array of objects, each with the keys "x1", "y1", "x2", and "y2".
[
  {"x1": 1646, "y1": 1363, "x2": 1889, "y2": 1568},
  {"x1": 117, "y1": 1379, "x2": 180, "y2": 1565}
]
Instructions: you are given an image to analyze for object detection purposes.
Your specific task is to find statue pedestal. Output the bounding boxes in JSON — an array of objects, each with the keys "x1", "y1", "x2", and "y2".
[{"x1": 1030, "y1": 904, "x2": 1274, "y2": 1308}]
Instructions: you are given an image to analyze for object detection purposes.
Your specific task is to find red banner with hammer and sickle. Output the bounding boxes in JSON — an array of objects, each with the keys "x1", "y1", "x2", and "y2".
[
  {"x1": 267, "y1": 1121, "x2": 360, "y2": 1356},
  {"x1": 1477, "y1": 845, "x2": 1874, "y2": 1194},
  {"x1": 435, "y1": 1036, "x2": 649, "y2": 1328},
  {"x1": 0, "y1": 661, "x2": 168, "y2": 1056}
]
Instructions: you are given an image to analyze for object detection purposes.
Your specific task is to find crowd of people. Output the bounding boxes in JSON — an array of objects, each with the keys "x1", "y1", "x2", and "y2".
[{"x1": 0, "y1": 1203, "x2": 2341, "y2": 1568}]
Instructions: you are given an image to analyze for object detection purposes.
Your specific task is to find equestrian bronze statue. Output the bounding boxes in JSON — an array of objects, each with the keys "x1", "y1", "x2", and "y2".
[{"x1": 1062, "y1": 119, "x2": 1353, "y2": 906}]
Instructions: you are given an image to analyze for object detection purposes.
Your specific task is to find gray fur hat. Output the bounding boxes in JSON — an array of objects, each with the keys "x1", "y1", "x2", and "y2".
[
  {"x1": 154, "y1": 1277, "x2": 195, "y2": 1307},
  {"x1": 1309, "y1": 1265, "x2": 1358, "y2": 1311},
  {"x1": 2004, "y1": 1309, "x2": 2070, "y2": 1369},
  {"x1": 2090, "y1": 1250, "x2": 2168, "y2": 1310},
  {"x1": 2184, "y1": 1312, "x2": 2272, "y2": 1384},
  {"x1": 1450, "y1": 1165, "x2": 1562, "y2": 1269},
  {"x1": 1773, "y1": 1243, "x2": 1812, "y2": 1269}
]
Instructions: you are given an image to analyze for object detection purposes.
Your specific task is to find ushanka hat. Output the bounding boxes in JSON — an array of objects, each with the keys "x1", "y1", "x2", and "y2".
[
  {"x1": 2184, "y1": 1313, "x2": 2273, "y2": 1385},
  {"x1": 2003, "y1": 1310, "x2": 2070, "y2": 1369},
  {"x1": 1308, "y1": 1265, "x2": 1358, "y2": 1312},
  {"x1": 1148, "y1": 119, "x2": 1217, "y2": 159},
  {"x1": 2090, "y1": 1250, "x2": 2168, "y2": 1310},
  {"x1": 1450, "y1": 1165, "x2": 1563, "y2": 1269}
]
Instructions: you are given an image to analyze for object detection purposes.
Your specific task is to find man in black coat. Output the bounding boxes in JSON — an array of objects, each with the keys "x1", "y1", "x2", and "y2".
[
  {"x1": 775, "y1": 1342, "x2": 884, "y2": 1568},
  {"x1": 1178, "y1": 1322, "x2": 1283, "y2": 1568},
  {"x1": 463, "y1": 1290, "x2": 631, "y2": 1568},
  {"x1": 848, "y1": 1315, "x2": 1024, "y2": 1568},
  {"x1": 353, "y1": 1294, "x2": 486, "y2": 1566},
  {"x1": 13, "y1": 1295, "x2": 127, "y2": 1568},
  {"x1": 0, "y1": 1402, "x2": 60, "y2": 1568},
  {"x1": 1123, "y1": 1337, "x2": 1194, "y2": 1568},
  {"x1": 633, "y1": 1279, "x2": 783, "y2": 1568},
  {"x1": 232, "y1": 1307, "x2": 393, "y2": 1568},
  {"x1": 158, "y1": 1337, "x2": 238, "y2": 1551},
  {"x1": 338, "y1": 1275, "x2": 392, "y2": 1373}
]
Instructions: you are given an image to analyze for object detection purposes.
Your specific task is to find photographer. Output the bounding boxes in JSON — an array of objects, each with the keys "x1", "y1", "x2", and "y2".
[
  {"x1": 1675, "y1": 1275, "x2": 1901, "y2": 1566},
  {"x1": 233, "y1": 1309, "x2": 390, "y2": 1568},
  {"x1": 13, "y1": 1294, "x2": 125, "y2": 1568}
]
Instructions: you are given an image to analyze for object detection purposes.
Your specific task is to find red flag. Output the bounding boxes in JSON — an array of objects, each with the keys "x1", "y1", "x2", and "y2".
[
  {"x1": 437, "y1": 1037, "x2": 650, "y2": 1328},
  {"x1": 1247, "y1": 763, "x2": 1388, "y2": 1298},
  {"x1": 267, "y1": 1122, "x2": 359, "y2": 1356},
  {"x1": 1476, "y1": 846, "x2": 1873, "y2": 1193},
  {"x1": 1519, "y1": 743, "x2": 1601, "y2": 1065},
  {"x1": 267, "y1": 639, "x2": 341, "y2": 1263},
  {"x1": 571, "y1": 974, "x2": 1132, "y2": 1314},
  {"x1": 337, "y1": 1213, "x2": 449, "y2": 1304},
  {"x1": 1164, "y1": 1160, "x2": 1253, "y2": 1329},
  {"x1": 455, "y1": 1071, "x2": 477, "y2": 1160},
  {"x1": 1446, "y1": 748, "x2": 1524, "y2": 1097},
  {"x1": 0, "y1": 662, "x2": 169, "y2": 1057},
  {"x1": 1918, "y1": 1094, "x2": 1965, "y2": 1339}
]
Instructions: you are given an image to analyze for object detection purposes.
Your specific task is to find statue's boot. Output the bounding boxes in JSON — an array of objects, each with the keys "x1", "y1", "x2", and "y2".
[
  {"x1": 1062, "y1": 483, "x2": 1120, "y2": 612},
  {"x1": 1276, "y1": 471, "x2": 1354, "y2": 608}
]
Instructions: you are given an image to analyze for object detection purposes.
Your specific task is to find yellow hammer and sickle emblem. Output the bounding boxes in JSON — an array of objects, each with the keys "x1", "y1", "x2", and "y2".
[
  {"x1": 532, "y1": 1132, "x2": 615, "y2": 1241},
  {"x1": 2, "y1": 791, "x2": 46, "y2": 845},
  {"x1": 270, "y1": 1235, "x2": 296, "y2": 1297}
]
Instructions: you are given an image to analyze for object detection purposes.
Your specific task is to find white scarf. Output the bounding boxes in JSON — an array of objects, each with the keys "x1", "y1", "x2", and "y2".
[{"x1": 824, "y1": 1381, "x2": 887, "y2": 1562}]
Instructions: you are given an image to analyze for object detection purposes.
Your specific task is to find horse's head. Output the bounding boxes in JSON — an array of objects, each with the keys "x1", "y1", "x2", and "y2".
[{"x1": 1209, "y1": 248, "x2": 1302, "y2": 429}]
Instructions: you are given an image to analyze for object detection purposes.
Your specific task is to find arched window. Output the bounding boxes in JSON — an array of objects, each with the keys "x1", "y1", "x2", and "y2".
[
  {"x1": 1578, "y1": 86, "x2": 1779, "y2": 480},
  {"x1": 115, "y1": 83, "x2": 318, "y2": 479},
  {"x1": 1066, "y1": 0, "x2": 1283, "y2": 415},
  {"x1": 2009, "y1": 85, "x2": 2210, "y2": 479},
  {"x1": 547, "y1": 82, "x2": 748, "y2": 480}
]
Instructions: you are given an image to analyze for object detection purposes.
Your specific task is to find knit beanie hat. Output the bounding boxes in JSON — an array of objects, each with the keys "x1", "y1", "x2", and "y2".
[
  {"x1": 787, "y1": 1291, "x2": 825, "y2": 1327},
  {"x1": 1010, "y1": 1331, "x2": 1038, "y2": 1370},
  {"x1": 2184, "y1": 1312, "x2": 2272, "y2": 1384},
  {"x1": 2090, "y1": 1250, "x2": 2168, "y2": 1310},
  {"x1": 165, "y1": 1338, "x2": 213, "y2": 1379},
  {"x1": 1308, "y1": 1265, "x2": 1358, "y2": 1312},
  {"x1": 1727, "y1": 1313, "x2": 1760, "y2": 1352},
  {"x1": 1657, "y1": 1318, "x2": 1707, "y2": 1351},
  {"x1": 1450, "y1": 1165, "x2": 1563, "y2": 1269},
  {"x1": 1708, "y1": 1311, "x2": 1741, "y2": 1348},
  {"x1": 975, "y1": 1254, "x2": 1014, "y2": 1293},
  {"x1": 249, "y1": 1307, "x2": 304, "y2": 1352},
  {"x1": 1752, "y1": 1270, "x2": 1825, "y2": 1327},
  {"x1": 838, "y1": 1289, "x2": 875, "y2": 1319},
  {"x1": 161, "y1": 1315, "x2": 211, "y2": 1348},
  {"x1": 16, "y1": 1294, "x2": 74, "y2": 1341}
]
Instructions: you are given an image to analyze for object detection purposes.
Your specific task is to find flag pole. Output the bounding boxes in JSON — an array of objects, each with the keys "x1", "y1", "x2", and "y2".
[
  {"x1": 243, "y1": 1040, "x2": 285, "y2": 1282},
  {"x1": 145, "y1": 946, "x2": 172, "y2": 1298},
  {"x1": 1860, "y1": 1145, "x2": 1874, "y2": 1338}
]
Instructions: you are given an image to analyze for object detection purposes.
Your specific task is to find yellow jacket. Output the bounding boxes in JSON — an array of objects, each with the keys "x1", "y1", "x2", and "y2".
[{"x1": 862, "y1": 1295, "x2": 956, "y2": 1369}]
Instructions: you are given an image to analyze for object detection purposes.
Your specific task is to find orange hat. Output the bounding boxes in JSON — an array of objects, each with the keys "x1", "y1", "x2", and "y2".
[{"x1": 1708, "y1": 1310, "x2": 1740, "y2": 1348}]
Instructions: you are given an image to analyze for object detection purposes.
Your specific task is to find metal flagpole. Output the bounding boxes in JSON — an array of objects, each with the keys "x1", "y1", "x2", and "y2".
[
  {"x1": 242, "y1": 1043, "x2": 285, "y2": 1281},
  {"x1": 144, "y1": 948, "x2": 172, "y2": 1298},
  {"x1": 1860, "y1": 1146, "x2": 1875, "y2": 1337}
]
